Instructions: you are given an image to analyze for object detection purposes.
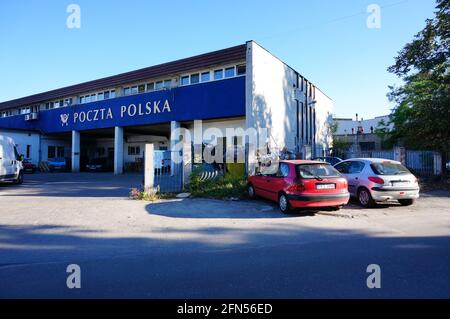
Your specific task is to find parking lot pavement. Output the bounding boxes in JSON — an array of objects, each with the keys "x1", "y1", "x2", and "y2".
[{"x1": 0, "y1": 173, "x2": 450, "y2": 298}]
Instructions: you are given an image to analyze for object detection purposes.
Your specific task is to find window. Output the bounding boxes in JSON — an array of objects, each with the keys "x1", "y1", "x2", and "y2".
[
  {"x1": 90, "y1": 94, "x2": 97, "y2": 102},
  {"x1": 104, "y1": 91, "x2": 110, "y2": 99},
  {"x1": 57, "y1": 147, "x2": 65, "y2": 158},
  {"x1": 237, "y1": 64, "x2": 246, "y2": 76},
  {"x1": 64, "y1": 98, "x2": 72, "y2": 106},
  {"x1": 146, "y1": 83, "x2": 155, "y2": 91},
  {"x1": 128, "y1": 146, "x2": 141, "y2": 156},
  {"x1": 190, "y1": 73, "x2": 200, "y2": 84},
  {"x1": 225, "y1": 67, "x2": 235, "y2": 78},
  {"x1": 138, "y1": 85, "x2": 145, "y2": 93},
  {"x1": 164, "y1": 80, "x2": 172, "y2": 89},
  {"x1": 85, "y1": 95, "x2": 91, "y2": 103},
  {"x1": 130, "y1": 86, "x2": 138, "y2": 95},
  {"x1": 46, "y1": 102, "x2": 54, "y2": 109},
  {"x1": 214, "y1": 69, "x2": 223, "y2": 80},
  {"x1": 155, "y1": 81, "x2": 164, "y2": 90},
  {"x1": 276, "y1": 163, "x2": 290, "y2": 177},
  {"x1": 97, "y1": 92, "x2": 104, "y2": 100},
  {"x1": 336, "y1": 161, "x2": 364, "y2": 174},
  {"x1": 181, "y1": 76, "x2": 189, "y2": 86},
  {"x1": 123, "y1": 87, "x2": 131, "y2": 96},
  {"x1": 370, "y1": 162, "x2": 411, "y2": 176},
  {"x1": 201, "y1": 72, "x2": 210, "y2": 82},
  {"x1": 348, "y1": 161, "x2": 365, "y2": 174},
  {"x1": 79, "y1": 97, "x2": 85, "y2": 104},
  {"x1": 110, "y1": 90, "x2": 116, "y2": 98},
  {"x1": 48, "y1": 146, "x2": 56, "y2": 159},
  {"x1": 296, "y1": 163, "x2": 340, "y2": 179},
  {"x1": 26, "y1": 145, "x2": 31, "y2": 158}
]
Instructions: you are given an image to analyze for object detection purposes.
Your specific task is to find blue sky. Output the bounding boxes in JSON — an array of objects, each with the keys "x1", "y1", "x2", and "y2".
[{"x1": 0, "y1": 0, "x2": 436, "y2": 119}]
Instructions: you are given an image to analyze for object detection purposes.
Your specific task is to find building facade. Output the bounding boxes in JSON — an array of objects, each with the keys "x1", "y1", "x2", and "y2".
[{"x1": 0, "y1": 41, "x2": 333, "y2": 175}]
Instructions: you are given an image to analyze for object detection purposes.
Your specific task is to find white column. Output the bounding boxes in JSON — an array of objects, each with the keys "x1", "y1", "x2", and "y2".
[
  {"x1": 144, "y1": 144, "x2": 154, "y2": 190},
  {"x1": 170, "y1": 121, "x2": 181, "y2": 176},
  {"x1": 114, "y1": 126, "x2": 124, "y2": 175},
  {"x1": 182, "y1": 141, "x2": 192, "y2": 186},
  {"x1": 71, "y1": 130, "x2": 80, "y2": 172},
  {"x1": 170, "y1": 121, "x2": 181, "y2": 149}
]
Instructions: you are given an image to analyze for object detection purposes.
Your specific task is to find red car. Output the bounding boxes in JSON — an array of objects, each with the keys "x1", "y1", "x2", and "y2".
[
  {"x1": 248, "y1": 160, "x2": 350, "y2": 213},
  {"x1": 22, "y1": 159, "x2": 37, "y2": 173}
]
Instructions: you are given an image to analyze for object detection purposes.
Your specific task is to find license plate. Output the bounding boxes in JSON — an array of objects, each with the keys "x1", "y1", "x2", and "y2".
[
  {"x1": 316, "y1": 183, "x2": 335, "y2": 190},
  {"x1": 393, "y1": 182, "x2": 409, "y2": 186}
]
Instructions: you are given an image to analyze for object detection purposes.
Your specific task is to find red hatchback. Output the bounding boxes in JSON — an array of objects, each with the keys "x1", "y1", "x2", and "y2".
[{"x1": 248, "y1": 160, "x2": 350, "y2": 213}]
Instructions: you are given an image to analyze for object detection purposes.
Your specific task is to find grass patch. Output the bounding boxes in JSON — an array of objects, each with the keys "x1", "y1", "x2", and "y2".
[
  {"x1": 189, "y1": 169, "x2": 248, "y2": 200},
  {"x1": 129, "y1": 186, "x2": 177, "y2": 201}
]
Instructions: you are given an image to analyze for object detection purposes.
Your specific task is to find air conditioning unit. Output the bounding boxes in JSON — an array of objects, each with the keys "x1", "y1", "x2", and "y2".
[{"x1": 25, "y1": 112, "x2": 39, "y2": 121}]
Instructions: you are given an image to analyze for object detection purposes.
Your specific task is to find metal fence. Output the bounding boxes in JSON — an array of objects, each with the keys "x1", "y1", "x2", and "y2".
[
  {"x1": 332, "y1": 148, "x2": 442, "y2": 176},
  {"x1": 405, "y1": 150, "x2": 439, "y2": 176},
  {"x1": 153, "y1": 150, "x2": 183, "y2": 193}
]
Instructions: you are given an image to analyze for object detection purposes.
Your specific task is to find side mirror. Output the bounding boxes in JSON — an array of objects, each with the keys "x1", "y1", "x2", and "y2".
[{"x1": 20, "y1": 154, "x2": 24, "y2": 161}]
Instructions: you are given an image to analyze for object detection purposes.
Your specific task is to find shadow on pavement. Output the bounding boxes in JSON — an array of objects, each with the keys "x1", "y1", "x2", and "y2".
[{"x1": 145, "y1": 198, "x2": 319, "y2": 219}]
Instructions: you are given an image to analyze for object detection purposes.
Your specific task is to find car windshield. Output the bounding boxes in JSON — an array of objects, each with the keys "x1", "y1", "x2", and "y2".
[
  {"x1": 371, "y1": 162, "x2": 411, "y2": 175},
  {"x1": 296, "y1": 164, "x2": 341, "y2": 179}
]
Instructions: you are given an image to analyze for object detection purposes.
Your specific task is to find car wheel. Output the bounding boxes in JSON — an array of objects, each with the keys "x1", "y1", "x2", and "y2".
[
  {"x1": 278, "y1": 193, "x2": 291, "y2": 214},
  {"x1": 15, "y1": 171, "x2": 24, "y2": 185},
  {"x1": 398, "y1": 199, "x2": 414, "y2": 206},
  {"x1": 358, "y1": 188, "x2": 375, "y2": 208},
  {"x1": 248, "y1": 184, "x2": 256, "y2": 199}
]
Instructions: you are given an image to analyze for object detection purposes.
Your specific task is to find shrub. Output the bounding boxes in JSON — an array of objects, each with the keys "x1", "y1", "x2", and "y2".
[
  {"x1": 129, "y1": 186, "x2": 162, "y2": 201},
  {"x1": 189, "y1": 169, "x2": 248, "y2": 200}
]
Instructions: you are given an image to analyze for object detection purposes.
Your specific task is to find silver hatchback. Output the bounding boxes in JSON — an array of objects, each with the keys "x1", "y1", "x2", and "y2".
[{"x1": 334, "y1": 158, "x2": 420, "y2": 208}]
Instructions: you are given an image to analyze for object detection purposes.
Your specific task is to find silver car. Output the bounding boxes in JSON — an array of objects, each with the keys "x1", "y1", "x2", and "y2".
[{"x1": 334, "y1": 158, "x2": 420, "y2": 208}]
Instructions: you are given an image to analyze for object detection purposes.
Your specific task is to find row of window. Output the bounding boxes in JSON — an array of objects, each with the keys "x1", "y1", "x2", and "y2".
[
  {"x1": 123, "y1": 79, "x2": 172, "y2": 96},
  {"x1": 45, "y1": 98, "x2": 73, "y2": 110},
  {"x1": 79, "y1": 90, "x2": 116, "y2": 104},
  {"x1": 180, "y1": 65, "x2": 245, "y2": 86}
]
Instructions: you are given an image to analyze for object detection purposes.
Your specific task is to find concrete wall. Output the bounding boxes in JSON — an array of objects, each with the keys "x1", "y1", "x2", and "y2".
[
  {"x1": 40, "y1": 137, "x2": 72, "y2": 160},
  {"x1": 246, "y1": 41, "x2": 298, "y2": 152},
  {"x1": 0, "y1": 130, "x2": 40, "y2": 164},
  {"x1": 246, "y1": 41, "x2": 333, "y2": 166}
]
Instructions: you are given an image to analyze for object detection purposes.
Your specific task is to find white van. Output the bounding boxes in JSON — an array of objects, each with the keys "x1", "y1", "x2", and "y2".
[{"x1": 0, "y1": 135, "x2": 24, "y2": 184}]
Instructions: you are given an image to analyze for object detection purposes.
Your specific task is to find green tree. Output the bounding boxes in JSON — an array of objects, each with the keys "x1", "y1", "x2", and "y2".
[{"x1": 387, "y1": 0, "x2": 450, "y2": 174}]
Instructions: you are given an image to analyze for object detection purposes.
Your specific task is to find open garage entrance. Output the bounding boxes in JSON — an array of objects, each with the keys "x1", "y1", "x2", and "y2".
[{"x1": 77, "y1": 123, "x2": 171, "y2": 174}]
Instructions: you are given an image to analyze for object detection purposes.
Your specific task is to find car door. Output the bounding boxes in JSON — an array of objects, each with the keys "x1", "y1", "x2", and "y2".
[
  {"x1": 265, "y1": 163, "x2": 290, "y2": 201},
  {"x1": 0, "y1": 141, "x2": 5, "y2": 178},
  {"x1": 251, "y1": 173, "x2": 269, "y2": 198},
  {"x1": 335, "y1": 161, "x2": 357, "y2": 195},
  {"x1": 345, "y1": 161, "x2": 365, "y2": 196},
  {"x1": 2, "y1": 140, "x2": 16, "y2": 178}
]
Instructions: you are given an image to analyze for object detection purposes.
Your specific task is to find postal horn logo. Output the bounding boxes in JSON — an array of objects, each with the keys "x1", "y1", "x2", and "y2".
[{"x1": 60, "y1": 113, "x2": 70, "y2": 126}]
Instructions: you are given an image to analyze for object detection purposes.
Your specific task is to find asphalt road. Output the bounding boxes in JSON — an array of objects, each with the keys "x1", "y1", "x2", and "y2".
[{"x1": 0, "y1": 173, "x2": 449, "y2": 298}]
